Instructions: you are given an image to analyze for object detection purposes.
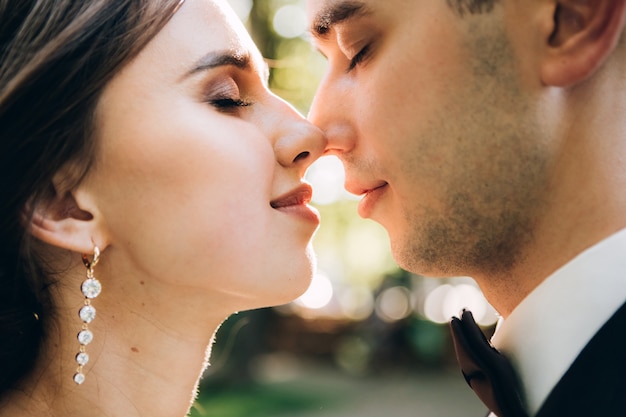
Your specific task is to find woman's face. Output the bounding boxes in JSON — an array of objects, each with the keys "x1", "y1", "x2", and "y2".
[{"x1": 87, "y1": 0, "x2": 326, "y2": 309}]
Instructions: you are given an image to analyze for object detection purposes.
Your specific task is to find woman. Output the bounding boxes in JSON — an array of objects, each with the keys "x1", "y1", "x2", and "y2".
[{"x1": 0, "y1": 0, "x2": 326, "y2": 415}]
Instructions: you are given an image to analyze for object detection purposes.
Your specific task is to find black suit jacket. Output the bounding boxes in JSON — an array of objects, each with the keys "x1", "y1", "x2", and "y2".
[{"x1": 532, "y1": 301, "x2": 626, "y2": 416}]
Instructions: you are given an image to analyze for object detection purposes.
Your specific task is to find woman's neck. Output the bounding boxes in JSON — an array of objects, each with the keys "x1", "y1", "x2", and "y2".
[{"x1": 1, "y1": 270, "x2": 231, "y2": 417}]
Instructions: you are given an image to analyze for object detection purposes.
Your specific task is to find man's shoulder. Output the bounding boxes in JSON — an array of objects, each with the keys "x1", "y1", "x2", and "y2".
[{"x1": 535, "y1": 301, "x2": 626, "y2": 416}]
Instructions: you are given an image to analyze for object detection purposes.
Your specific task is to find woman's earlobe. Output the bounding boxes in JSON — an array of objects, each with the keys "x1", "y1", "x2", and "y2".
[
  {"x1": 28, "y1": 189, "x2": 108, "y2": 254},
  {"x1": 541, "y1": 0, "x2": 626, "y2": 87}
]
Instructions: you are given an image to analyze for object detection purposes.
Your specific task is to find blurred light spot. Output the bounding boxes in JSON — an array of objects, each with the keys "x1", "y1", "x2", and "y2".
[
  {"x1": 423, "y1": 283, "x2": 499, "y2": 326},
  {"x1": 442, "y1": 284, "x2": 485, "y2": 322},
  {"x1": 423, "y1": 284, "x2": 454, "y2": 324},
  {"x1": 227, "y1": 0, "x2": 253, "y2": 22},
  {"x1": 338, "y1": 286, "x2": 374, "y2": 321},
  {"x1": 375, "y1": 286, "x2": 412, "y2": 322},
  {"x1": 307, "y1": 156, "x2": 347, "y2": 205},
  {"x1": 273, "y1": 5, "x2": 307, "y2": 39},
  {"x1": 295, "y1": 272, "x2": 333, "y2": 309},
  {"x1": 250, "y1": 352, "x2": 300, "y2": 383}
]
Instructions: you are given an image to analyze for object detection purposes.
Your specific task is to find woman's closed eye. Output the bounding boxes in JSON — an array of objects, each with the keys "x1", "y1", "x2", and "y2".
[
  {"x1": 209, "y1": 96, "x2": 252, "y2": 112},
  {"x1": 203, "y1": 76, "x2": 252, "y2": 113}
]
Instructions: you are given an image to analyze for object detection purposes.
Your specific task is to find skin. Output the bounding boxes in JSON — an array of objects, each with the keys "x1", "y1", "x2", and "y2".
[
  {"x1": 3, "y1": 1, "x2": 326, "y2": 416},
  {"x1": 307, "y1": 0, "x2": 626, "y2": 316}
]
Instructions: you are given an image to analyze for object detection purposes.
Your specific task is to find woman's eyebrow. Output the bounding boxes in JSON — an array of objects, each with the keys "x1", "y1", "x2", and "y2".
[
  {"x1": 185, "y1": 50, "x2": 251, "y2": 77},
  {"x1": 310, "y1": 1, "x2": 372, "y2": 39}
]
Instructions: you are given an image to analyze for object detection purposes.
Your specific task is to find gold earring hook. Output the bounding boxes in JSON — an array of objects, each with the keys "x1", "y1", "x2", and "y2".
[{"x1": 82, "y1": 246, "x2": 100, "y2": 270}]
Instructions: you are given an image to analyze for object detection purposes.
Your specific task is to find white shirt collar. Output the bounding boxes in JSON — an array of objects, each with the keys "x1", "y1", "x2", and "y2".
[{"x1": 490, "y1": 228, "x2": 626, "y2": 416}]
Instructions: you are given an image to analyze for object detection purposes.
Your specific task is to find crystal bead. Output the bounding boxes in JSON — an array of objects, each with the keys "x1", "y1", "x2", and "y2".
[
  {"x1": 79, "y1": 305, "x2": 96, "y2": 323},
  {"x1": 78, "y1": 329, "x2": 93, "y2": 345},
  {"x1": 81, "y1": 278, "x2": 102, "y2": 299},
  {"x1": 76, "y1": 352, "x2": 89, "y2": 366},
  {"x1": 74, "y1": 372, "x2": 85, "y2": 384}
]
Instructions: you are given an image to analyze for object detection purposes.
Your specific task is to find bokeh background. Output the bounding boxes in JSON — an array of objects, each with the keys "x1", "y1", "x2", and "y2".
[{"x1": 191, "y1": 1, "x2": 498, "y2": 416}]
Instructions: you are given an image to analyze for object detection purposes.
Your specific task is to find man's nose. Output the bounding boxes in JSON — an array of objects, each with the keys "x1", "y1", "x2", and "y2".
[{"x1": 308, "y1": 73, "x2": 356, "y2": 156}]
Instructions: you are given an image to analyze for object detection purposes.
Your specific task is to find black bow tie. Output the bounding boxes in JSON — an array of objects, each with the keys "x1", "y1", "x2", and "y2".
[{"x1": 450, "y1": 310, "x2": 528, "y2": 417}]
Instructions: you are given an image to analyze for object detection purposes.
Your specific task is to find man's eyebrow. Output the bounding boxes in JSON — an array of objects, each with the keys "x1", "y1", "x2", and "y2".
[
  {"x1": 310, "y1": 1, "x2": 371, "y2": 38},
  {"x1": 185, "y1": 50, "x2": 251, "y2": 77}
]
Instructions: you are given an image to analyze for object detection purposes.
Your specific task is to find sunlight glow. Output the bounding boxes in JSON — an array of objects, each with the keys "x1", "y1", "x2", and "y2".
[
  {"x1": 423, "y1": 284, "x2": 454, "y2": 324},
  {"x1": 375, "y1": 286, "x2": 412, "y2": 323},
  {"x1": 338, "y1": 286, "x2": 374, "y2": 321},
  {"x1": 423, "y1": 283, "x2": 498, "y2": 326},
  {"x1": 273, "y1": 5, "x2": 307, "y2": 39},
  {"x1": 295, "y1": 273, "x2": 334, "y2": 309},
  {"x1": 307, "y1": 156, "x2": 354, "y2": 205},
  {"x1": 227, "y1": 0, "x2": 253, "y2": 22}
]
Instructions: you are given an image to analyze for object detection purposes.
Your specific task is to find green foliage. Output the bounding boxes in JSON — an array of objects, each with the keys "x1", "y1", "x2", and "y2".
[
  {"x1": 247, "y1": 0, "x2": 326, "y2": 113},
  {"x1": 189, "y1": 381, "x2": 342, "y2": 417}
]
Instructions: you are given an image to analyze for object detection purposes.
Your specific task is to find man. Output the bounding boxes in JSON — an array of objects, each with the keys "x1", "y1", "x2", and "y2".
[{"x1": 306, "y1": 0, "x2": 626, "y2": 416}]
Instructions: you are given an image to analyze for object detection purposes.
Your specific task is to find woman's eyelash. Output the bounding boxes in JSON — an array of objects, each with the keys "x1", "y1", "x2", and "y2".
[
  {"x1": 210, "y1": 97, "x2": 252, "y2": 109},
  {"x1": 348, "y1": 44, "x2": 371, "y2": 72}
]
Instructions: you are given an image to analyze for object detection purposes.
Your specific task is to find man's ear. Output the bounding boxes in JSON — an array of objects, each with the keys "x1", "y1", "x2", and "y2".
[
  {"x1": 541, "y1": 0, "x2": 626, "y2": 87},
  {"x1": 29, "y1": 171, "x2": 109, "y2": 254}
]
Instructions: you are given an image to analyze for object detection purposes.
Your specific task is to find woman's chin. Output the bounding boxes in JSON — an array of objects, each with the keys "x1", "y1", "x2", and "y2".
[{"x1": 256, "y1": 272, "x2": 315, "y2": 311}]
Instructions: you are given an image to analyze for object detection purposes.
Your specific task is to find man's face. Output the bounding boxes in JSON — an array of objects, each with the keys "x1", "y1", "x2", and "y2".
[{"x1": 307, "y1": 0, "x2": 552, "y2": 277}]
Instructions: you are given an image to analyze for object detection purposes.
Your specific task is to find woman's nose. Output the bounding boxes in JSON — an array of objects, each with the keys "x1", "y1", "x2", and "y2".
[{"x1": 270, "y1": 97, "x2": 327, "y2": 174}]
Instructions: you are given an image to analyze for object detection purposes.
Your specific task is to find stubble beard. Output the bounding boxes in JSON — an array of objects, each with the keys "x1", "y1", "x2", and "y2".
[
  {"x1": 398, "y1": 174, "x2": 545, "y2": 279},
  {"x1": 394, "y1": 18, "x2": 550, "y2": 280}
]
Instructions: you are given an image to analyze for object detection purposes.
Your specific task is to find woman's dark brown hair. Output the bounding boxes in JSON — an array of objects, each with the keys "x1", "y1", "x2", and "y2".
[{"x1": 0, "y1": 0, "x2": 183, "y2": 394}]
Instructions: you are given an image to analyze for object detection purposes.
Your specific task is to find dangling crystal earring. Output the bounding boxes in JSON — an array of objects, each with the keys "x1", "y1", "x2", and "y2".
[{"x1": 74, "y1": 246, "x2": 102, "y2": 385}]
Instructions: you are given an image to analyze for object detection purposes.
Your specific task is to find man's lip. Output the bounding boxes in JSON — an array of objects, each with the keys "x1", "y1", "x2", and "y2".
[
  {"x1": 270, "y1": 184, "x2": 313, "y2": 209},
  {"x1": 363, "y1": 182, "x2": 388, "y2": 195},
  {"x1": 345, "y1": 179, "x2": 388, "y2": 197},
  {"x1": 358, "y1": 182, "x2": 388, "y2": 218},
  {"x1": 353, "y1": 182, "x2": 388, "y2": 196}
]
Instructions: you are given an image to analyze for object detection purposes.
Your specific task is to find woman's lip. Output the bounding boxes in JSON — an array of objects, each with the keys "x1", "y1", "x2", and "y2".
[
  {"x1": 270, "y1": 184, "x2": 313, "y2": 208},
  {"x1": 358, "y1": 182, "x2": 388, "y2": 218},
  {"x1": 274, "y1": 203, "x2": 321, "y2": 224},
  {"x1": 270, "y1": 184, "x2": 320, "y2": 224}
]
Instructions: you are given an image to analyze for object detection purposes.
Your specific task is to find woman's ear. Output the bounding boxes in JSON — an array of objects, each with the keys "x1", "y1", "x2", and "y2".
[
  {"x1": 541, "y1": 0, "x2": 626, "y2": 87},
  {"x1": 29, "y1": 171, "x2": 109, "y2": 254}
]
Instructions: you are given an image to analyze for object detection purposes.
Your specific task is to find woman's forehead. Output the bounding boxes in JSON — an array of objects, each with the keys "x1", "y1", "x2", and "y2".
[{"x1": 151, "y1": 0, "x2": 265, "y2": 76}]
